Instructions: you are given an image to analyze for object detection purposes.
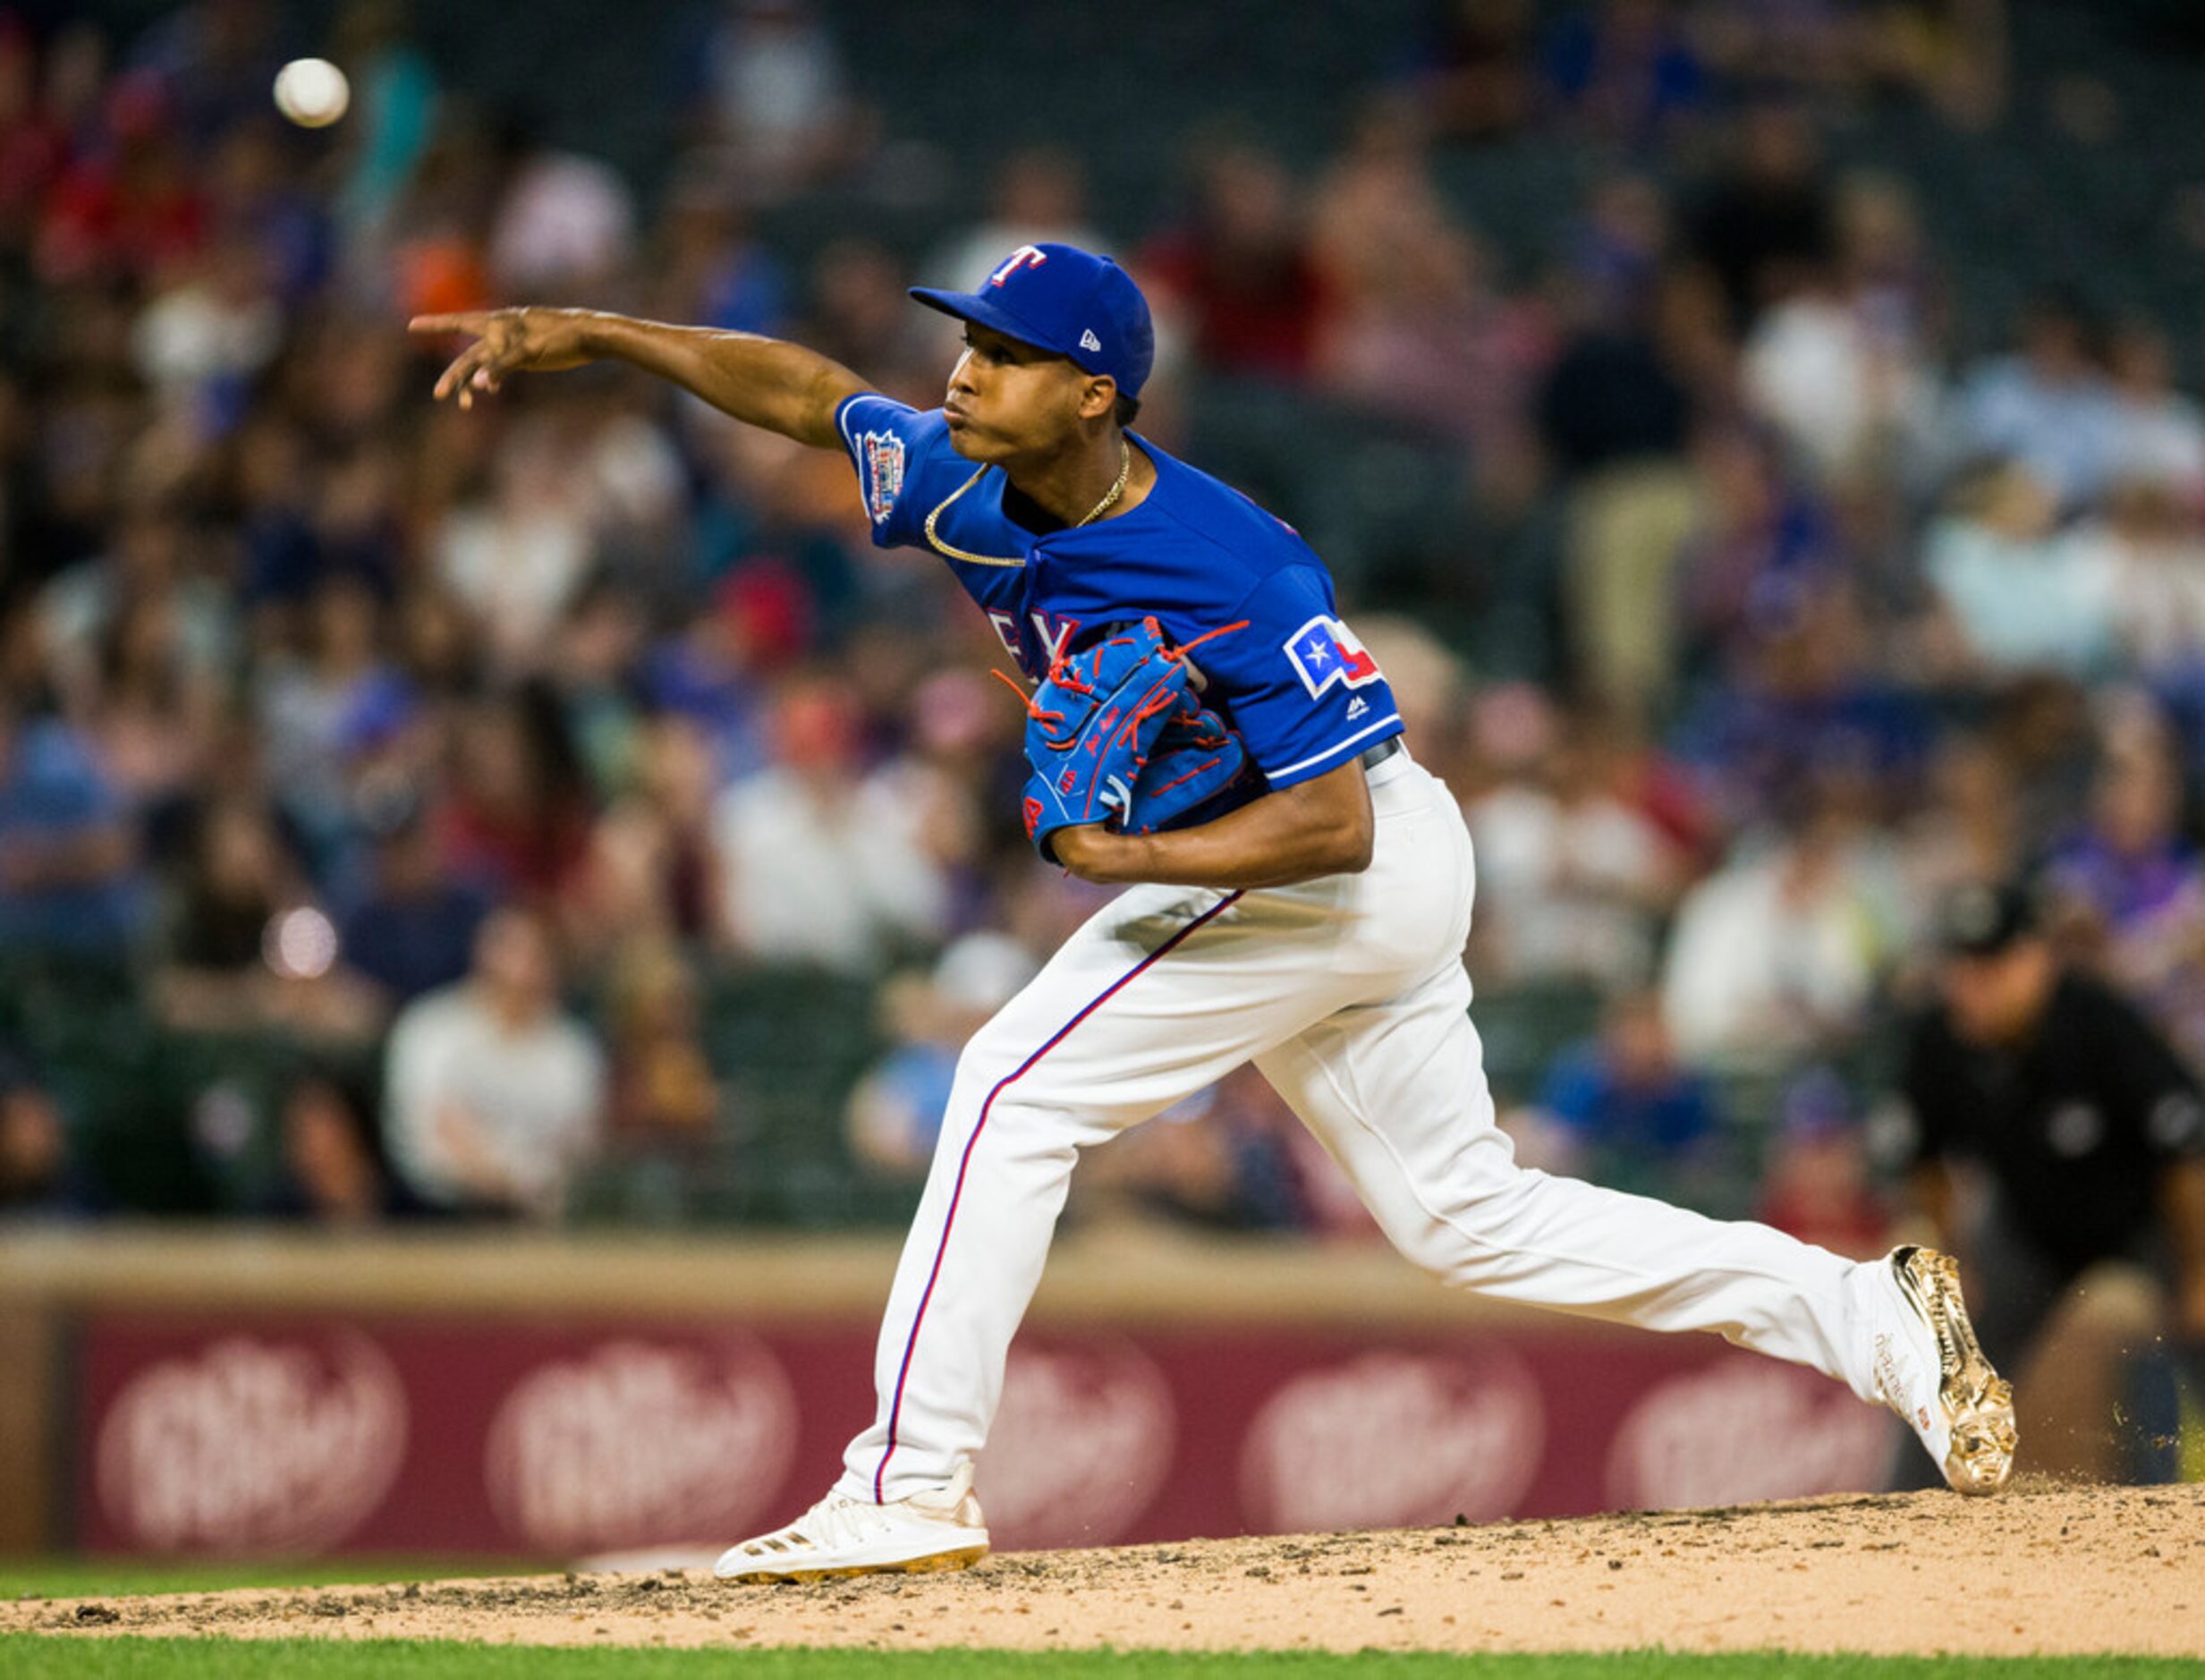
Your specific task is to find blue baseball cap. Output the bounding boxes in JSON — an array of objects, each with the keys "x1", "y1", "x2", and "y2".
[{"x1": 910, "y1": 242, "x2": 1155, "y2": 399}]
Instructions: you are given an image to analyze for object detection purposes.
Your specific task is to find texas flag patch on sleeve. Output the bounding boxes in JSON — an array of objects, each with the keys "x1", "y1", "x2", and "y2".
[
  {"x1": 860, "y1": 431, "x2": 906, "y2": 525},
  {"x1": 1284, "y1": 615, "x2": 1382, "y2": 699}
]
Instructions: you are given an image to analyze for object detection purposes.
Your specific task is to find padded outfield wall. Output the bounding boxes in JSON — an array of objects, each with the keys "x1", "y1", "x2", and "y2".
[{"x1": 0, "y1": 1228, "x2": 1903, "y2": 1562}]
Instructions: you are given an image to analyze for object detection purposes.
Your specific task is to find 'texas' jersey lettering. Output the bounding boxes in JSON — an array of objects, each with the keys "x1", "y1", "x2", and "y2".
[
  {"x1": 835, "y1": 395, "x2": 1403, "y2": 820},
  {"x1": 986, "y1": 610, "x2": 1081, "y2": 670}
]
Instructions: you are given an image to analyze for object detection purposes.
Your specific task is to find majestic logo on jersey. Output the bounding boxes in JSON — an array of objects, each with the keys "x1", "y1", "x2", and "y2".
[
  {"x1": 860, "y1": 431, "x2": 906, "y2": 525},
  {"x1": 988, "y1": 245, "x2": 1047, "y2": 286},
  {"x1": 1284, "y1": 615, "x2": 1381, "y2": 700}
]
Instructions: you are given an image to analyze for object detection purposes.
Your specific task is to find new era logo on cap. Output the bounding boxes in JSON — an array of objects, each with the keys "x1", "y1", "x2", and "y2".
[{"x1": 1079, "y1": 329, "x2": 1102, "y2": 352}]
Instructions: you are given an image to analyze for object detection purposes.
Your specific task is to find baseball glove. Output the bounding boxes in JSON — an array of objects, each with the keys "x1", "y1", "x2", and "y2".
[
  {"x1": 1000, "y1": 616, "x2": 1245, "y2": 861},
  {"x1": 1124, "y1": 698, "x2": 1248, "y2": 834}
]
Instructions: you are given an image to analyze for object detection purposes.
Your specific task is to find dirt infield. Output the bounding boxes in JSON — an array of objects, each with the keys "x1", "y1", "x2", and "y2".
[{"x1": 8, "y1": 1481, "x2": 2202, "y2": 1658}]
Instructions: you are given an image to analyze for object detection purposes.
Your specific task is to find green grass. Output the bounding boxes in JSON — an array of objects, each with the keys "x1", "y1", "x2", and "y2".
[
  {"x1": 0, "y1": 1642, "x2": 2200, "y2": 1678},
  {"x1": 0, "y1": 1560, "x2": 547, "y2": 1600}
]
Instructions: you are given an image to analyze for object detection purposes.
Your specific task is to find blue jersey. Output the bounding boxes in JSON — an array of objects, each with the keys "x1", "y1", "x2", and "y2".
[{"x1": 835, "y1": 395, "x2": 1404, "y2": 807}]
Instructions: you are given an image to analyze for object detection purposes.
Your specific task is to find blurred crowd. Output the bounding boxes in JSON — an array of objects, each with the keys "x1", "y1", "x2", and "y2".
[{"x1": 3, "y1": 0, "x2": 2202, "y2": 1270}]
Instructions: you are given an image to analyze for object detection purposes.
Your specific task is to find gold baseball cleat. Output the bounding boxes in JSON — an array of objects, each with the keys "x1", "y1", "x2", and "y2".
[{"x1": 1882, "y1": 1245, "x2": 2018, "y2": 1495}]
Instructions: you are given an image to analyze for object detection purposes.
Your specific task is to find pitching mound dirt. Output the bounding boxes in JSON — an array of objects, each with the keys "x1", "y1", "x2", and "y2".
[{"x1": 9, "y1": 1481, "x2": 2202, "y2": 1657}]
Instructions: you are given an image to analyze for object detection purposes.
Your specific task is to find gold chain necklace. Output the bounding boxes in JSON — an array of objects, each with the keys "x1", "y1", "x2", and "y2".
[
  {"x1": 923, "y1": 439, "x2": 1132, "y2": 568},
  {"x1": 1076, "y1": 438, "x2": 1133, "y2": 526}
]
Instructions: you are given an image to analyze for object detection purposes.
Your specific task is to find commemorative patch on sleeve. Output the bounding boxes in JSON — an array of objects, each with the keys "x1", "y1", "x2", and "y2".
[
  {"x1": 860, "y1": 430, "x2": 906, "y2": 525},
  {"x1": 1284, "y1": 614, "x2": 1382, "y2": 699}
]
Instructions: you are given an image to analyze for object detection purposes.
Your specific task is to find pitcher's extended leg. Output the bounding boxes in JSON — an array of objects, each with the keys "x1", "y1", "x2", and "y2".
[
  {"x1": 1256, "y1": 958, "x2": 1874, "y2": 1390},
  {"x1": 1258, "y1": 954, "x2": 2014, "y2": 1489}
]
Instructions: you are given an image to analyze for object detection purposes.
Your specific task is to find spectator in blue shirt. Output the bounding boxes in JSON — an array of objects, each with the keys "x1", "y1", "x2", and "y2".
[
  {"x1": 337, "y1": 795, "x2": 493, "y2": 1005},
  {"x1": 1956, "y1": 291, "x2": 2124, "y2": 512},
  {"x1": 1529, "y1": 988, "x2": 1721, "y2": 1192},
  {"x1": 1542, "y1": 0, "x2": 1708, "y2": 148},
  {"x1": 0, "y1": 696, "x2": 148, "y2": 962},
  {"x1": 846, "y1": 933, "x2": 1039, "y2": 1179}
]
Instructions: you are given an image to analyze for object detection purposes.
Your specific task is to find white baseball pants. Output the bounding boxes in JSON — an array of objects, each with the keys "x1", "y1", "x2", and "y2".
[{"x1": 840, "y1": 752, "x2": 1887, "y2": 1504}]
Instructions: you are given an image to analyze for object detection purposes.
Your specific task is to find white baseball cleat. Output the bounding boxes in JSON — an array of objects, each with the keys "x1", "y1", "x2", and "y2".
[
  {"x1": 713, "y1": 1464, "x2": 990, "y2": 1583},
  {"x1": 1867, "y1": 1245, "x2": 2016, "y2": 1495}
]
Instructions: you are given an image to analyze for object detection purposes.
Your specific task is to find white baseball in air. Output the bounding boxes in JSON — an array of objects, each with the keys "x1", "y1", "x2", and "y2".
[{"x1": 273, "y1": 57, "x2": 350, "y2": 128}]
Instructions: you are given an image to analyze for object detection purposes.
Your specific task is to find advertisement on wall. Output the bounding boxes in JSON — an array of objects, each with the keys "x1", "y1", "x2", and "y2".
[{"x1": 77, "y1": 1316, "x2": 1899, "y2": 1559}]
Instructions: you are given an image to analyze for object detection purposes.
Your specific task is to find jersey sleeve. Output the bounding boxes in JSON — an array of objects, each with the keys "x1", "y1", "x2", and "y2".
[
  {"x1": 833, "y1": 393, "x2": 953, "y2": 551},
  {"x1": 1199, "y1": 566, "x2": 1405, "y2": 789}
]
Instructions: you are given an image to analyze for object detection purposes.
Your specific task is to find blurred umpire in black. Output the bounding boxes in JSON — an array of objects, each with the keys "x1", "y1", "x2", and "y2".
[{"x1": 1897, "y1": 881, "x2": 2205, "y2": 1476}]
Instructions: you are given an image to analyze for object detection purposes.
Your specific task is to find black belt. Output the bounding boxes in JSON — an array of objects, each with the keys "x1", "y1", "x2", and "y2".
[{"x1": 1358, "y1": 736, "x2": 1405, "y2": 771}]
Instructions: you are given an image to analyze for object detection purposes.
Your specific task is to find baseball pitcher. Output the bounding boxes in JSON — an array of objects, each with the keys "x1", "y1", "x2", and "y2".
[{"x1": 416, "y1": 242, "x2": 2014, "y2": 1582}]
